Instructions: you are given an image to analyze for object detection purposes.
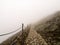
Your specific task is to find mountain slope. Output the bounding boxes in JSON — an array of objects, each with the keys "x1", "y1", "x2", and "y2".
[
  {"x1": 0, "y1": 11, "x2": 60, "y2": 45},
  {"x1": 34, "y1": 11, "x2": 60, "y2": 45}
]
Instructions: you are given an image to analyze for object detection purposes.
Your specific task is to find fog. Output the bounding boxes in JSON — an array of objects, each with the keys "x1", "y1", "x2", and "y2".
[{"x1": 0, "y1": 0, "x2": 60, "y2": 43}]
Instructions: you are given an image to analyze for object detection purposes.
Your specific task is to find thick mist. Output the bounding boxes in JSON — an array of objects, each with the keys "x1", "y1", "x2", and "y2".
[{"x1": 0, "y1": 0, "x2": 60, "y2": 43}]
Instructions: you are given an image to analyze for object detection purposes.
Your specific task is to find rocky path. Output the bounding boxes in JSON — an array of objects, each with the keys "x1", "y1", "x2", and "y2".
[{"x1": 25, "y1": 26, "x2": 48, "y2": 45}]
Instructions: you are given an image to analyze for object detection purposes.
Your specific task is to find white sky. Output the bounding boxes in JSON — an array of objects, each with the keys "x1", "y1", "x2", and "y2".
[{"x1": 0, "y1": 0, "x2": 60, "y2": 43}]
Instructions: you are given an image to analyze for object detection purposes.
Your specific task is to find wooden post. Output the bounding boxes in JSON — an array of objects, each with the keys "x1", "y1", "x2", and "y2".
[{"x1": 21, "y1": 23, "x2": 24, "y2": 45}]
